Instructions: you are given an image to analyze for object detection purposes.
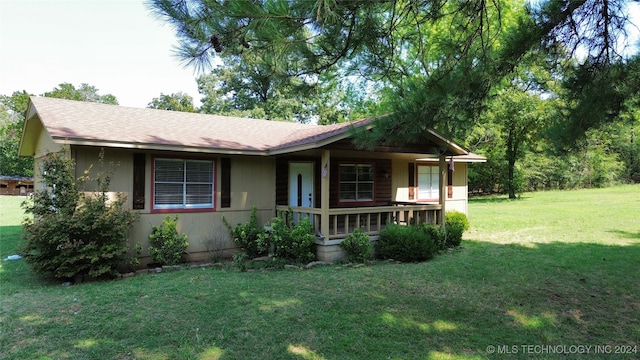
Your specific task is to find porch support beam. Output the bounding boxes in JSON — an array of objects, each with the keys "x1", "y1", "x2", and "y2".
[
  {"x1": 320, "y1": 149, "x2": 331, "y2": 241},
  {"x1": 439, "y1": 154, "x2": 447, "y2": 226}
]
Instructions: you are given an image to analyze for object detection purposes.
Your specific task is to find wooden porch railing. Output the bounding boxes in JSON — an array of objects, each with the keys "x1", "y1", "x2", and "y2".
[{"x1": 275, "y1": 203, "x2": 442, "y2": 240}]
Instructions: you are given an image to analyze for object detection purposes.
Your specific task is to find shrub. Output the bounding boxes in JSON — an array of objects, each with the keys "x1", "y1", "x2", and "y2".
[
  {"x1": 443, "y1": 211, "x2": 470, "y2": 247},
  {"x1": 232, "y1": 251, "x2": 248, "y2": 272},
  {"x1": 148, "y1": 215, "x2": 189, "y2": 266},
  {"x1": 269, "y1": 214, "x2": 316, "y2": 264},
  {"x1": 376, "y1": 223, "x2": 436, "y2": 262},
  {"x1": 21, "y1": 150, "x2": 140, "y2": 281},
  {"x1": 223, "y1": 206, "x2": 268, "y2": 258},
  {"x1": 423, "y1": 224, "x2": 446, "y2": 251},
  {"x1": 340, "y1": 229, "x2": 372, "y2": 263}
]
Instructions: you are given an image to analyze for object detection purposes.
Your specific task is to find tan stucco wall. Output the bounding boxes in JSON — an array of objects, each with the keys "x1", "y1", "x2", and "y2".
[
  {"x1": 391, "y1": 159, "x2": 411, "y2": 201},
  {"x1": 391, "y1": 159, "x2": 469, "y2": 214},
  {"x1": 446, "y1": 162, "x2": 469, "y2": 214},
  {"x1": 35, "y1": 127, "x2": 63, "y2": 158},
  {"x1": 70, "y1": 147, "x2": 276, "y2": 264},
  {"x1": 32, "y1": 128, "x2": 67, "y2": 192}
]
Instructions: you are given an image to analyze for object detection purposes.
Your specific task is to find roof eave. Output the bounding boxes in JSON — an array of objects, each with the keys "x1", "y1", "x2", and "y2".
[
  {"x1": 425, "y1": 129, "x2": 469, "y2": 156},
  {"x1": 54, "y1": 138, "x2": 271, "y2": 156},
  {"x1": 18, "y1": 100, "x2": 42, "y2": 157}
]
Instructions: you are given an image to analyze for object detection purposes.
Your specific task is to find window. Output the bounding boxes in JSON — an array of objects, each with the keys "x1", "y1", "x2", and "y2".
[
  {"x1": 417, "y1": 164, "x2": 439, "y2": 201},
  {"x1": 153, "y1": 158, "x2": 215, "y2": 210},
  {"x1": 339, "y1": 163, "x2": 374, "y2": 202}
]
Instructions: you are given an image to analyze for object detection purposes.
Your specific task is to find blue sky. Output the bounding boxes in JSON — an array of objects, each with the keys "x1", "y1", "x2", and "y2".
[{"x1": 0, "y1": 0, "x2": 202, "y2": 108}]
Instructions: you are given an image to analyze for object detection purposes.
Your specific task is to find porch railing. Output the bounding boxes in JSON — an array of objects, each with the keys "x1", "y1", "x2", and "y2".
[{"x1": 275, "y1": 203, "x2": 442, "y2": 240}]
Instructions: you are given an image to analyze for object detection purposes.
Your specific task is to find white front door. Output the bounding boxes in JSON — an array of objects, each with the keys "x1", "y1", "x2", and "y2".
[{"x1": 289, "y1": 162, "x2": 314, "y2": 209}]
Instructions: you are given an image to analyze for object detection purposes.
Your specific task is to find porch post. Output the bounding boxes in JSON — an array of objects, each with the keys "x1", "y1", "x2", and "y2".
[
  {"x1": 439, "y1": 154, "x2": 447, "y2": 226},
  {"x1": 320, "y1": 149, "x2": 331, "y2": 241}
]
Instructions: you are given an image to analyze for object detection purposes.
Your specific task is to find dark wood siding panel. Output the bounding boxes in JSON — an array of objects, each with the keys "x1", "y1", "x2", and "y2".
[
  {"x1": 314, "y1": 158, "x2": 322, "y2": 208},
  {"x1": 278, "y1": 156, "x2": 390, "y2": 209},
  {"x1": 448, "y1": 167, "x2": 453, "y2": 198},
  {"x1": 133, "y1": 153, "x2": 145, "y2": 210},
  {"x1": 275, "y1": 157, "x2": 289, "y2": 206},
  {"x1": 330, "y1": 158, "x2": 392, "y2": 208},
  {"x1": 375, "y1": 159, "x2": 392, "y2": 205},
  {"x1": 408, "y1": 162, "x2": 415, "y2": 200},
  {"x1": 220, "y1": 158, "x2": 231, "y2": 208}
]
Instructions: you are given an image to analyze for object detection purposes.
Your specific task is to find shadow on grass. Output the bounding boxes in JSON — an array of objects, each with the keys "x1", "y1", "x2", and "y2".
[
  {"x1": 2, "y1": 234, "x2": 640, "y2": 359},
  {"x1": 469, "y1": 195, "x2": 531, "y2": 204},
  {"x1": 610, "y1": 229, "x2": 640, "y2": 240}
]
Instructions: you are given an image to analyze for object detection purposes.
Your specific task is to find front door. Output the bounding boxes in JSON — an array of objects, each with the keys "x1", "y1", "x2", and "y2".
[{"x1": 289, "y1": 162, "x2": 314, "y2": 209}]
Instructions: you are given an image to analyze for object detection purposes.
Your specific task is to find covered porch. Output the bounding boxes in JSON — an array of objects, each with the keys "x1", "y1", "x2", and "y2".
[
  {"x1": 276, "y1": 148, "x2": 453, "y2": 261},
  {"x1": 276, "y1": 202, "x2": 442, "y2": 240}
]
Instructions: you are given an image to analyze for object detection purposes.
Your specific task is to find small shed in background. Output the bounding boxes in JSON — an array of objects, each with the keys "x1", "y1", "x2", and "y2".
[{"x1": 0, "y1": 175, "x2": 34, "y2": 196}]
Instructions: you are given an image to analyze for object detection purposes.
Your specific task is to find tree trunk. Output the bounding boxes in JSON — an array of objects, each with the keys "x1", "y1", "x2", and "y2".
[
  {"x1": 506, "y1": 129, "x2": 517, "y2": 199},
  {"x1": 507, "y1": 157, "x2": 516, "y2": 199}
]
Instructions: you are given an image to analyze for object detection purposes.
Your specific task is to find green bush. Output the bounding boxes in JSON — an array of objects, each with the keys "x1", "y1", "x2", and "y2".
[
  {"x1": 444, "y1": 211, "x2": 470, "y2": 247},
  {"x1": 148, "y1": 215, "x2": 189, "y2": 266},
  {"x1": 377, "y1": 223, "x2": 436, "y2": 262},
  {"x1": 21, "y1": 151, "x2": 140, "y2": 281},
  {"x1": 340, "y1": 229, "x2": 372, "y2": 263},
  {"x1": 223, "y1": 206, "x2": 269, "y2": 258},
  {"x1": 423, "y1": 224, "x2": 446, "y2": 251},
  {"x1": 270, "y1": 214, "x2": 316, "y2": 264},
  {"x1": 232, "y1": 251, "x2": 248, "y2": 272}
]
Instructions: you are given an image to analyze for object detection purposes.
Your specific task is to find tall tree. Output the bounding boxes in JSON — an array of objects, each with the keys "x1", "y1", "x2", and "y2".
[
  {"x1": 0, "y1": 84, "x2": 118, "y2": 177},
  {"x1": 148, "y1": 0, "x2": 638, "y2": 142},
  {"x1": 485, "y1": 48, "x2": 561, "y2": 198},
  {"x1": 487, "y1": 88, "x2": 551, "y2": 198},
  {"x1": 197, "y1": 60, "x2": 383, "y2": 123},
  {"x1": 44, "y1": 83, "x2": 118, "y2": 105},
  {"x1": 148, "y1": 92, "x2": 197, "y2": 112},
  {"x1": 196, "y1": 54, "x2": 316, "y2": 122},
  {"x1": 0, "y1": 91, "x2": 33, "y2": 176}
]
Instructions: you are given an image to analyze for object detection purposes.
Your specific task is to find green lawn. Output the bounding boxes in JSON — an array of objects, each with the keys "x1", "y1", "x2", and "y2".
[{"x1": 1, "y1": 185, "x2": 639, "y2": 360}]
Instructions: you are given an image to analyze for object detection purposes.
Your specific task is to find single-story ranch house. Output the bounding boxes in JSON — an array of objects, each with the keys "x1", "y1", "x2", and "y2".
[{"x1": 19, "y1": 96, "x2": 485, "y2": 263}]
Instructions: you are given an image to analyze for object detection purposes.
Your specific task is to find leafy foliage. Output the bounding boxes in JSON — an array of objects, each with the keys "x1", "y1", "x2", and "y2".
[
  {"x1": 422, "y1": 224, "x2": 446, "y2": 252},
  {"x1": 20, "y1": 151, "x2": 139, "y2": 281},
  {"x1": 196, "y1": 58, "x2": 380, "y2": 124},
  {"x1": 1, "y1": 83, "x2": 119, "y2": 178},
  {"x1": 147, "y1": 92, "x2": 196, "y2": 112},
  {"x1": 377, "y1": 224, "x2": 437, "y2": 262},
  {"x1": 223, "y1": 206, "x2": 269, "y2": 258},
  {"x1": 44, "y1": 83, "x2": 118, "y2": 104},
  {"x1": 443, "y1": 211, "x2": 470, "y2": 248},
  {"x1": 149, "y1": 0, "x2": 640, "y2": 194},
  {"x1": 269, "y1": 213, "x2": 316, "y2": 264},
  {"x1": 148, "y1": 215, "x2": 189, "y2": 266},
  {"x1": 339, "y1": 229, "x2": 372, "y2": 263},
  {"x1": 0, "y1": 91, "x2": 33, "y2": 176},
  {"x1": 224, "y1": 208, "x2": 317, "y2": 263}
]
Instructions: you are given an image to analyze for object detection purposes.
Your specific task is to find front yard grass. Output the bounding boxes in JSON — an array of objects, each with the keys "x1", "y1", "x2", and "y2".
[{"x1": 1, "y1": 185, "x2": 639, "y2": 359}]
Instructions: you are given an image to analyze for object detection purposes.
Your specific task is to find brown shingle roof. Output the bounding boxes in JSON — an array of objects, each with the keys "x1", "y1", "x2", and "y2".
[
  {"x1": 25, "y1": 96, "x2": 369, "y2": 155},
  {"x1": 22, "y1": 96, "x2": 479, "y2": 158}
]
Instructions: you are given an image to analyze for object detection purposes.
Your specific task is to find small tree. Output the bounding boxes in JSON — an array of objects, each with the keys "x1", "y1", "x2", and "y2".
[
  {"x1": 340, "y1": 229, "x2": 372, "y2": 263},
  {"x1": 21, "y1": 150, "x2": 139, "y2": 281},
  {"x1": 148, "y1": 215, "x2": 189, "y2": 266},
  {"x1": 269, "y1": 213, "x2": 316, "y2": 264},
  {"x1": 222, "y1": 206, "x2": 269, "y2": 258},
  {"x1": 443, "y1": 211, "x2": 470, "y2": 247}
]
